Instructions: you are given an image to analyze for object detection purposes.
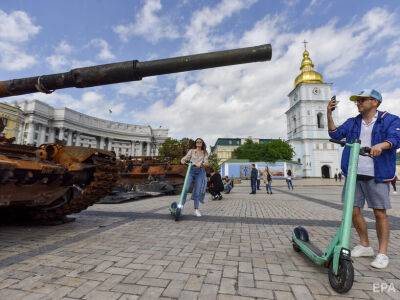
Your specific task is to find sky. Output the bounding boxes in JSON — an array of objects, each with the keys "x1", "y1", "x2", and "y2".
[{"x1": 1, "y1": 0, "x2": 400, "y2": 148}]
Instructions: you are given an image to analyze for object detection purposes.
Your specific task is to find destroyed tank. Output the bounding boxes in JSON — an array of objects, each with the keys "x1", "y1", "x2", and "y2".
[
  {"x1": 0, "y1": 43, "x2": 272, "y2": 221},
  {"x1": 117, "y1": 156, "x2": 188, "y2": 194}
]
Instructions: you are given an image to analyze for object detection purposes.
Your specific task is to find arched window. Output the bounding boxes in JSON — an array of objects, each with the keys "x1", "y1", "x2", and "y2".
[
  {"x1": 293, "y1": 116, "x2": 297, "y2": 133},
  {"x1": 317, "y1": 112, "x2": 324, "y2": 128}
]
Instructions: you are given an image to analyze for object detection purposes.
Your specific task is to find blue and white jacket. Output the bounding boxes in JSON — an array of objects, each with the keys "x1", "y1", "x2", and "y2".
[{"x1": 328, "y1": 111, "x2": 400, "y2": 183}]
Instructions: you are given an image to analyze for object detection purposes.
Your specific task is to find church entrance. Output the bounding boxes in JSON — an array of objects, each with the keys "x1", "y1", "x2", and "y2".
[{"x1": 321, "y1": 165, "x2": 330, "y2": 178}]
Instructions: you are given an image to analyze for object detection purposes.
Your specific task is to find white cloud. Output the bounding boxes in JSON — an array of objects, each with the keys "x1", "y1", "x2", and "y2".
[
  {"x1": 113, "y1": 0, "x2": 179, "y2": 43},
  {"x1": 18, "y1": 90, "x2": 127, "y2": 120},
  {"x1": 181, "y1": 0, "x2": 257, "y2": 53},
  {"x1": 0, "y1": 10, "x2": 40, "y2": 71},
  {"x1": 0, "y1": 10, "x2": 40, "y2": 42},
  {"x1": 131, "y1": 7, "x2": 400, "y2": 147},
  {"x1": 46, "y1": 39, "x2": 111, "y2": 71},
  {"x1": 89, "y1": 38, "x2": 115, "y2": 61}
]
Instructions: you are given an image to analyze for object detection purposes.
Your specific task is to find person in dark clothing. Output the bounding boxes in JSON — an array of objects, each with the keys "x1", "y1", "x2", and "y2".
[
  {"x1": 338, "y1": 172, "x2": 342, "y2": 182},
  {"x1": 334, "y1": 173, "x2": 338, "y2": 182},
  {"x1": 286, "y1": 169, "x2": 294, "y2": 190},
  {"x1": 263, "y1": 168, "x2": 273, "y2": 194},
  {"x1": 250, "y1": 164, "x2": 258, "y2": 194},
  {"x1": 256, "y1": 169, "x2": 261, "y2": 190},
  {"x1": 209, "y1": 170, "x2": 224, "y2": 200}
]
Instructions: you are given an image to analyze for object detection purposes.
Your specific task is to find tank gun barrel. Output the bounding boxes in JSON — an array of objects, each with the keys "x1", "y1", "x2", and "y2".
[{"x1": 0, "y1": 44, "x2": 271, "y2": 98}]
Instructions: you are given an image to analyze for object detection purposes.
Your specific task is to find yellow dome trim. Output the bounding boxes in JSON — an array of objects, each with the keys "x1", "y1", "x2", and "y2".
[{"x1": 294, "y1": 49, "x2": 324, "y2": 87}]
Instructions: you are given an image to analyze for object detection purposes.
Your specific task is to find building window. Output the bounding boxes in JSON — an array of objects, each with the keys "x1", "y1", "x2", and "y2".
[
  {"x1": 317, "y1": 113, "x2": 324, "y2": 128},
  {"x1": 35, "y1": 124, "x2": 40, "y2": 131},
  {"x1": 34, "y1": 133, "x2": 38, "y2": 140}
]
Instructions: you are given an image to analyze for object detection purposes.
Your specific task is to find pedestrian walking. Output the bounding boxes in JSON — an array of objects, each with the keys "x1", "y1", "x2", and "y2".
[
  {"x1": 181, "y1": 138, "x2": 209, "y2": 217},
  {"x1": 263, "y1": 167, "x2": 273, "y2": 194},
  {"x1": 286, "y1": 169, "x2": 294, "y2": 190},
  {"x1": 327, "y1": 89, "x2": 400, "y2": 268}
]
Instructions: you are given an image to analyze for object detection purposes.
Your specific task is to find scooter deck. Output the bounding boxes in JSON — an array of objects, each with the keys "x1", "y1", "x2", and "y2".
[{"x1": 299, "y1": 240, "x2": 324, "y2": 256}]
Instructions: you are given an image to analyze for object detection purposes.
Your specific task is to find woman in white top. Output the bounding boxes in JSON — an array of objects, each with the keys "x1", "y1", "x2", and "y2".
[{"x1": 181, "y1": 138, "x2": 209, "y2": 217}]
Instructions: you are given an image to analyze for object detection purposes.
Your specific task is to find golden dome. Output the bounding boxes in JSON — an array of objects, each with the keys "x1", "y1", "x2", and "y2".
[{"x1": 294, "y1": 49, "x2": 324, "y2": 87}]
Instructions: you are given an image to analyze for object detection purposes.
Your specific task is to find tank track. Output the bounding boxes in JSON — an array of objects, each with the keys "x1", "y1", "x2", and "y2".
[{"x1": 29, "y1": 162, "x2": 118, "y2": 222}]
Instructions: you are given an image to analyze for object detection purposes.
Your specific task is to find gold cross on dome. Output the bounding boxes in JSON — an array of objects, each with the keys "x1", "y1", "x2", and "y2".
[{"x1": 303, "y1": 40, "x2": 308, "y2": 50}]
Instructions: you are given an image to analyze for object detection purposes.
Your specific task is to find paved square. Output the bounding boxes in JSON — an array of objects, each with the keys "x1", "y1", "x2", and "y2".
[{"x1": 0, "y1": 179, "x2": 399, "y2": 299}]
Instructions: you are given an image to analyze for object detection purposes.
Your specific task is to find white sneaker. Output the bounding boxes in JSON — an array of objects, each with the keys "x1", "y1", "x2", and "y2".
[
  {"x1": 371, "y1": 253, "x2": 389, "y2": 269},
  {"x1": 351, "y1": 245, "x2": 374, "y2": 257},
  {"x1": 194, "y1": 209, "x2": 202, "y2": 217},
  {"x1": 393, "y1": 191, "x2": 397, "y2": 194}
]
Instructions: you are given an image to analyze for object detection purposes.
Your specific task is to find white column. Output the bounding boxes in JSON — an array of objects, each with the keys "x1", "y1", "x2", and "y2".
[
  {"x1": 58, "y1": 128, "x2": 64, "y2": 141},
  {"x1": 108, "y1": 139, "x2": 113, "y2": 151},
  {"x1": 67, "y1": 131, "x2": 73, "y2": 146},
  {"x1": 75, "y1": 132, "x2": 81, "y2": 146},
  {"x1": 146, "y1": 142, "x2": 151, "y2": 156},
  {"x1": 27, "y1": 123, "x2": 35, "y2": 145},
  {"x1": 130, "y1": 141, "x2": 135, "y2": 156},
  {"x1": 49, "y1": 128, "x2": 55, "y2": 143},
  {"x1": 17, "y1": 123, "x2": 24, "y2": 144},
  {"x1": 39, "y1": 125, "x2": 46, "y2": 145},
  {"x1": 139, "y1": 142, "x2": 144, "y2": 156},
  {"x1": 100, "y1": 137, "x2": 105, "y2": 149}
]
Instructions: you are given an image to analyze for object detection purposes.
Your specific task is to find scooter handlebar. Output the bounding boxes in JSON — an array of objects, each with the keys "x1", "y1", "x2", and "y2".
[
  {"x1": 329, "y1": 139, "x2": 346, "y2": 147},
  {"x1": 360, "y1": 147, "x2": 372, "y2": 156}
]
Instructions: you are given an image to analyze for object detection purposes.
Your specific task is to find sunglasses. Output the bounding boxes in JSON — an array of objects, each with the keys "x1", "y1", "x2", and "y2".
[{"x1": 355, "y1": 98, "x2": 373, "y2": 104}]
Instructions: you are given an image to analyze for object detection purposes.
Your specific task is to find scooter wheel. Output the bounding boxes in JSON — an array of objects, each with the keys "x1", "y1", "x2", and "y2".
[
  {"x1": 328, "y1": 259, "x2": 354, "y2": 293},
  {"x1": 174, "y1": 208, "x2": 181, "y2": 221},
  {"x1": 292, "y1": 242, "x2": 301, "y2": 252}
]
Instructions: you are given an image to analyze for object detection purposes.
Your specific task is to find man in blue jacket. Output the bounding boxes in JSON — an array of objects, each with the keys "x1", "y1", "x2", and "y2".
[
  {"x1": 327, "y1": 89, "x2": 400, "y2": 269},
  {"x1": 250, "y1": 164, "x2": 258, "y2": 194}
]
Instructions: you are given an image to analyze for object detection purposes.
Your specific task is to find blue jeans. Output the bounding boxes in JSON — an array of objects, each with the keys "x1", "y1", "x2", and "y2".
[
  {"x1": 251, "y1": 179, "x2": 257, "y2": 193},
  {"x1": 266, "y1": 181, "x2": 272, "y2": 193},
  {"x1": 286, "y1": 179, "x2": 294, "y2": 190},
  {"x1": 185, "y1": 166, "x2": 206, "y2": 209}
]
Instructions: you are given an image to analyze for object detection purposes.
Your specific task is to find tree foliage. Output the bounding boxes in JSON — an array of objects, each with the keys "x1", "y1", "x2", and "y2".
[
  {"x1": 208, "y1": 152, "x2": 221, "y2": 172},
  {"x1": 158, "y1": 137, "x2": 195, "y2": 164},
  {"x1": 233, "y1": 139, "x2": 294, "y2": 162}
]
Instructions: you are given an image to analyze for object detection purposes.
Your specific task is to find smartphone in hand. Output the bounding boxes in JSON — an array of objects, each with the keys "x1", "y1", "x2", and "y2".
[{"x1": 330, "y1": 95, "x2": 339, "y2": 111}]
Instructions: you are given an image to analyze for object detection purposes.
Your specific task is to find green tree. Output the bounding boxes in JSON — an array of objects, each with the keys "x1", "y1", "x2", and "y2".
[
  {"x1": 208, "y1": 152, "x2": 221, "y2": 172},
  {"x1": 233, "y1": 139, "x2": 294, "y2": 162},
  {"x1": 158, "y1": 137, "x2": 195, "y2": 164}
]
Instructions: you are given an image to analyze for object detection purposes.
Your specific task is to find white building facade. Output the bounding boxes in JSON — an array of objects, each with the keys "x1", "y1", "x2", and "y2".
[
  {"x1": 17, "y1": 100, "x2": 168, "y2": 157},
  {"x1": 286, "y1": 49, "x2": 340, "y2": 178}
]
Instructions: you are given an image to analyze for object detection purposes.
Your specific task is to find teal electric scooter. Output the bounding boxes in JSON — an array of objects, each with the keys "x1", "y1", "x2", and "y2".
[
  {"x1": 170, "y1": 162, "x2": 192, "y2": 221},
  {"x1": 292, "y1": 139, "x2": 371, "y2": 293}
]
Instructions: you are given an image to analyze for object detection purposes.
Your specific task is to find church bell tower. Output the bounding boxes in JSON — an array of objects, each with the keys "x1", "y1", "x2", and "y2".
[{"x1": 286, "y1": 43, "x2": 340, "y2": 178}]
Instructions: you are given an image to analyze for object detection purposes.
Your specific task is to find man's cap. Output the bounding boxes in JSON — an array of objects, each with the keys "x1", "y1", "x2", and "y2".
[{"x1": 350, "y1": 89, "x2": 382, "y2": 102}]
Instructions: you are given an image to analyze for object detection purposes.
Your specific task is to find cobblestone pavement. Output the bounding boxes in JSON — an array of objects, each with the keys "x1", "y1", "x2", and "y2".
[{"x1": 0, "y1": 179, "x2": 399, "y2": 299}]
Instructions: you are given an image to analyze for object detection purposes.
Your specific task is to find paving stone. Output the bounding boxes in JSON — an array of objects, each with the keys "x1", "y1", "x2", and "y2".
[
  {"x1": 223, "y1": 266, "x2": 237, "y2": 278},
  {"x1": 84, "y1": 289, "x2": 121, "y2": 300},
  {"x1": 111, "y1": 283, "x2": 147, "y2": 295},
  {"x1": 184, "y1": 274, "x2": 204, "y2": 291},
  {"x1": 219, "y1": 278, "x2": 237, "y2": 295},
  {"x1": 68, "y1": 280, "x2": 101, "y2": 298},
  {"x1": 140, "y1": 286, "x2": 164, "y2": 299},
  {"x1": 199, "y1": 283, "x2": 218, "y2": 300},
  {"x1": 162, "y1": 280, "x2": 186, "y2": 298},
  {"x1": 136, "y1": 277, "x2": 170, "y2": 288},
  {"x1": 291, "y1": 284, "x2": 313, "y2": 300}
]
